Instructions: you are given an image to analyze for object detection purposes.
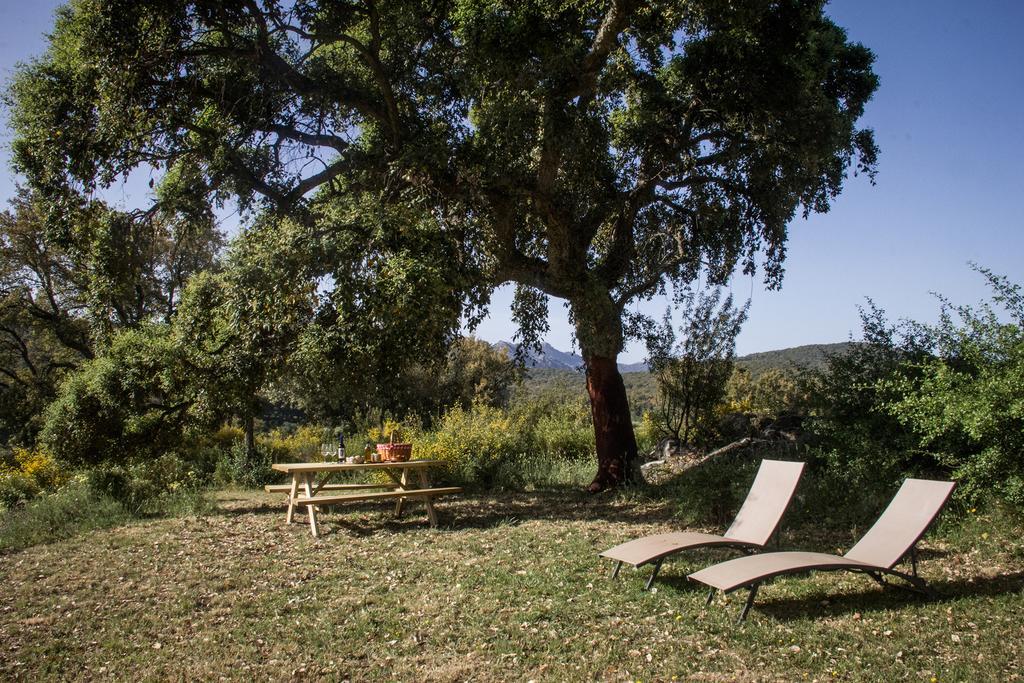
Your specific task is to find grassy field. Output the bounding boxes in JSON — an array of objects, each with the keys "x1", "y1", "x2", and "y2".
[{"x1": 1, "y1": 486, "x2": 1021, "y2": 682}]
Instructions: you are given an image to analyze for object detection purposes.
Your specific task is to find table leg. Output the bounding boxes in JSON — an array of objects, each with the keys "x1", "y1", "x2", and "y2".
[
  {"x1": 302, "y1": 473, "x2": 320, "y2": 538},
  {"x1": 286, "y1": 475, "x2": 299, "y2": 524},
  {"x1": 418, "y1": 469, "x2": 439, "y2": 528},
  {"x1": 394, "y1": 468, "x2": 409, "y2": 518}
]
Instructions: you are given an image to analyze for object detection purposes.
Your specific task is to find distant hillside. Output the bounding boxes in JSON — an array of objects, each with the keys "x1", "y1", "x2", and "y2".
[
  {"x1": 498, "y1": 340, "x2": 853, "y2": 376},
  {"x1": 514, "y1": 341, "x2": 855, "y2": 417},
  {"x1": 735, "y1": 342, "x2": 854, "y2": 377}
]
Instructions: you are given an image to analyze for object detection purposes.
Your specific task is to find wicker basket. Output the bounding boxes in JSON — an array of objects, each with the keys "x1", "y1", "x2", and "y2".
[{"x1": 376, "y1": 442, "x2": 413, "y2": 462}]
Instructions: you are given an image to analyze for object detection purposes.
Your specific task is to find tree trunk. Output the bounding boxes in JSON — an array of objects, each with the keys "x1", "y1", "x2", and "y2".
[{"x1": 584, "y1": 353, "x2": 639, "y2": 492}]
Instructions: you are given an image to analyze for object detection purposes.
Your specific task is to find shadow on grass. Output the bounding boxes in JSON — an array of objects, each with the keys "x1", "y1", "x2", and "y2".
[
  {"x1": 215, "y1": 485, "x2": 686, "y2": 527},
  {"x1": 741, "y1": 570, "x2": 1024, "y2": 622}
]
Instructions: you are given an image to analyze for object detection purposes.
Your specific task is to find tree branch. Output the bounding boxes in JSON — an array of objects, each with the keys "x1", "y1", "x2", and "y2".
[{"x1": 564, "y1": 0, "x2": 636, "y2": 106}]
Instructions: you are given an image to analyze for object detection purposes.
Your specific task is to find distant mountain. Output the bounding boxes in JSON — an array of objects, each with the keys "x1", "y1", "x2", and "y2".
[
  {"x1": 494, "y1": 341, "x2": 648, "y2": 373},
  {"x1": 496, "y1": 340, "x2": 853, "y2": 377},
  {"x1": 512, "y1": 341, "x2": 856, "y2": 418}
]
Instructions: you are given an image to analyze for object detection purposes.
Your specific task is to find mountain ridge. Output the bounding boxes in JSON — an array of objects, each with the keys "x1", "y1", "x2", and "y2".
[
  {"x1": 494, "y1": 341, "x2": 648, "y2": 373},
  {"x1": 494, "y1": 340, "x2": 853, "y2": 375}
]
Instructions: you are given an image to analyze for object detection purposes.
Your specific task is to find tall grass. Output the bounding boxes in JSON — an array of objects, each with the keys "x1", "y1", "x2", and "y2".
[{"x1": 0, "y1": 480, "x2": 127, "y2": 552}]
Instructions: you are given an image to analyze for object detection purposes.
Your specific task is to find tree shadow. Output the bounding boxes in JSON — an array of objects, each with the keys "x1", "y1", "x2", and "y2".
[
  {"x1": 210, "y1": 498, "x2": 283, "y2": 517},
  {"x1": 744, "y1": 570, "x2": 1024, "y2": 622}
]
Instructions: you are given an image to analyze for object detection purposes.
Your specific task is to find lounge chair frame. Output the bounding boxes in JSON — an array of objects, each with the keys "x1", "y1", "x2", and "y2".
[
  {"x1": 690, "y1": 478, "x2": 955, "y2": 622},
  {"x1": 601, "y1": 459, "x2": 805, "y2": 589}
]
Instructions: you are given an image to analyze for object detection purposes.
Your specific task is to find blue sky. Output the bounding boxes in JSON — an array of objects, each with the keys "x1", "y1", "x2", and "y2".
[{"x1": 2, "y1": 1, "x2": 1022, "y2": 361}]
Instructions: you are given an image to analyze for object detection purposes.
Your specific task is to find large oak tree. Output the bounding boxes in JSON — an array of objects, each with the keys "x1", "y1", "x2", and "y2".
[{"x1": 9, "y1": 0, "x2": 878, "y2": 490}]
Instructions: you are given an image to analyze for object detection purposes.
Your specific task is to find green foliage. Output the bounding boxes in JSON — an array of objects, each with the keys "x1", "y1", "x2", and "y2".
[
  {"x1": 647, "y1": 288, "x2": 749, "y2": 445},
  {"x1": 415, "y1": 403, "x2": 530, "y2": 489},
  {"x1": 883, "y1": 269, "x2": 1024, "y2": 505},
  {"x1": 345, "y1": 336, "x2": 522, "y2": 428},
  {"x1": 514, "y1": 392, "x2": 596, "y2": 462},
  {"x1": 85, "y1": 454, "x2": 208, "y2": 516},
  {"x1": 801, "y1": 301, "x2": 933, "y2": 492},
  {"x1": 39, "y1": 324, "x2": 198, "y2": 467},
  {"x1": 634, "y1": 411, "x2": 660, "y2": 455},
  {"x1": 802, "y1": 267, "x2": 1024, "y2": 507},
  {"x1": 0, "y1": 186, "x2": 222, "y2": 448},
  {"x1": 414, "y1": 394, "x2": 594, "y2": 490},
  {"x1": 0, "y1": 478, "x2": 128, "y2": 552}
]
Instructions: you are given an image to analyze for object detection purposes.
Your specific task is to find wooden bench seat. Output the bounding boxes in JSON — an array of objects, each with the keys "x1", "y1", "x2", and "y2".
[
  {"x1": 264, "y1": 482, "x2": 390, "y2": 493},
  {"x1": 295, "y1": 487, "x2": 463, "y2": 505}
]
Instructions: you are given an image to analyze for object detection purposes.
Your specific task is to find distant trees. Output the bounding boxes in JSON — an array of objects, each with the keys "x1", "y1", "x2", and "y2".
[
  {"x1": 725, "y1": 366, "x2": 808, "y2": 417},
  {"x1": 647, "y1": 288, "x2": 748, "y2": 446}
]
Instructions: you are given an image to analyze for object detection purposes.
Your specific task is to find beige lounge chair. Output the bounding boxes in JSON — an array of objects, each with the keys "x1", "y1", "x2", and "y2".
[
  {"x1": 600, "y1": 459, "x2": 805, "y2": 589},
  {"x1": 689, "y1": 478, "x2": 956, "y2": 621}
]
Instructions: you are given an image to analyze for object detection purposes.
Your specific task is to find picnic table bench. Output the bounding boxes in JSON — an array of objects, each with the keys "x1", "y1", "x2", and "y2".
[{"x1": 270, "y1": 459, "x2": 461, "y2": 537}]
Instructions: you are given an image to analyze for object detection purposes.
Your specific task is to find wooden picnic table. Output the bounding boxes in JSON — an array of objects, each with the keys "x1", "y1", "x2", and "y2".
[{"x1": 269, "y1": 459, "x2": 461, "y2": 537}]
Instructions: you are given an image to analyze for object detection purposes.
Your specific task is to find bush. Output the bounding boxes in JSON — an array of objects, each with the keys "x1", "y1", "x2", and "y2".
[
  {"x1": 0, "y1": 445, "x2": 69, "y2": 509},
  {"x1": 517, "y1": 394, "x2": 594, "y2": 461},
  {"x1": 0, "y1": 478, "x2": 128, "y2": 552},
  {"x1": 39, "y1": 325, "x2": 197, "y2": 467},
  {"x1": 408, "y1": 391, "x2": 600, "y2": 490},
  {"x1": 884, "y1": 271, "x2": 1024, "y2": 505},
  {"x1": 801, "y1": 302, "x2": 934, "y2": 496},
  {"x1": 634, "y1": 411, "x2": 659, "y2": 455},
  {"x1": 85, "y1": 454, "x2": 206, "y2": 515},
  {"x1": 414, "y1": 403, "x2": 532, "y2": 488}
]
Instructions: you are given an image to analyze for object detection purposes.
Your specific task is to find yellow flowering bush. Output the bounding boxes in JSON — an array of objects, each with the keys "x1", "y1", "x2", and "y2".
[
  {"x1": 257, "y1": 425, "x2": 325, "y2": 462},
  {"x1": 0, "y1": 446, "x2": 70, "y2": 508},
  {"x1": 635, "y1": 411, "x2": 659, "y2": 454},
  {"x1": 415, "y1": 403, "x2": 532, "y2": 487},
  {"x1": 367, "y1": 419, "x2": 405, "y2": 446}
]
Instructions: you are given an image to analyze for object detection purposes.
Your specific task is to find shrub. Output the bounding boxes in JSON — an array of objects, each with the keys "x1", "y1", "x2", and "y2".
[
  {"x1": 86, "y1": 453, "x2": 206, "y2": 515},
  {"x1": 414, "y1": 403, "x2": 533, "y2": 488},
  {"x1": 520, "y1": 395, "x2": 594, "y2": 461},
  {"x1": 801, "y1": 302, "x2": 933, "y2": 495},
  {"x1": 884, "y1": 271, "x2": 1024, "y2": 504},
  {"x1": 39, "y1": 325, "x2": 197, "y2": 467},
  {"x1": 634, "y1": 411, "x2": 659, "y2": 455},
  {"x1": 0, "y1": 478, "x2": 128, "y2": 552},
  {"x1": 0, "y1": 445, "x2": 69, "y2": 509}
]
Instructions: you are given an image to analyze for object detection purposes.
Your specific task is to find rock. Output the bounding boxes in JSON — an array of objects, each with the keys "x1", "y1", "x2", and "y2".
[{"x1": 647, "y1": 437, "x2": 682, "y2": 461}]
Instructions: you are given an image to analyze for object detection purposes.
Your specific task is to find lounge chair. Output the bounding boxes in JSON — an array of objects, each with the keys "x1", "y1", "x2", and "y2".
[
  {"x1": 600, "y1": 459, "x2": 805, "y2": 589},
  {"x1": 688, "y1": 478, "x2": 956, "y2": 622}
]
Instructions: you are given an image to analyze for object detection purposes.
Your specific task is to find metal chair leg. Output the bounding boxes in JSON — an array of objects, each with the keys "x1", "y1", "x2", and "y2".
[
  {"x1": 738, "y1": 584, "x2": 760, "y2": 623},
  {"x1": 610, "y1": 561, "x2": 622, "y2": 579},
  {"x1": 705, "y1": 588, "x2": 715, "y2": 607},
  {"x1": 644, "y1": 558, "x2": 664, "y2": 591}
]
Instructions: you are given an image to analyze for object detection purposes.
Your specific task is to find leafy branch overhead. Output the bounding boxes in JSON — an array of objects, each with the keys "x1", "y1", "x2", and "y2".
[{"x1": 10, "y1": 0, "x2": 877, "y2": 347}]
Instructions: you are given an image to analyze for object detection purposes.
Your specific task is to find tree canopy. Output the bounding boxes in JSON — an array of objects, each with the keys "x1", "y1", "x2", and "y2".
[{"x1": 9, "y1": 0, "x2": 879, "y2": 489}]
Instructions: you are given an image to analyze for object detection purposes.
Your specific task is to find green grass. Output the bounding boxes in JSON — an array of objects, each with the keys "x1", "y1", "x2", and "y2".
[{"x1": 1, "y1": 485, "x2": 1021, "y2": 681}]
